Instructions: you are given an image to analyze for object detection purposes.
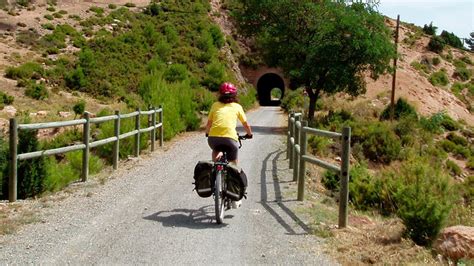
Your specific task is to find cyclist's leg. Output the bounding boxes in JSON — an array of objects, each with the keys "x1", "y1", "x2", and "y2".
[
  {"x1": 224, "y1": 139, "x2": 239, "y2": 165},
  {"x1": 212, "y1": 150, "x2": 223, "y2": 162}
]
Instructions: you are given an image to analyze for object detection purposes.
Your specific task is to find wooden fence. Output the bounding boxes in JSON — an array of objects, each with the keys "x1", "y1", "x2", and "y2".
[
  {"x1": 287, "y1": 112, "x2": 351, "y2": 228},
  {"x1": 8, "y1": 106, "x2": 164, "y2": 202}
]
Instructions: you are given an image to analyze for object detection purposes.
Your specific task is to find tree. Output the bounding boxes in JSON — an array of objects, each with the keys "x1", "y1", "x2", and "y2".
[
  {"x1": 465, "y1": 32, "x2": 474, "y2": 51},
  {"x1": 422, "y1": 22, "x2": 437, "y2": 35},
  {"x1": 73, "y1": 100, "x2": 86, "y2": 119},
  {"x1": 234, "y1": 0, "x2": 395, "y2": 120},
  {"x1": 440, "y1": 30, "x2": 463, "y2": 49}
]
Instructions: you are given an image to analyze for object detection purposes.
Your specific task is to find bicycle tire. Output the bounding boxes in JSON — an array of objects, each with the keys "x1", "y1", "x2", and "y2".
[{"x1": 214, "y1": 170, "x2": 225, "y2": 224}]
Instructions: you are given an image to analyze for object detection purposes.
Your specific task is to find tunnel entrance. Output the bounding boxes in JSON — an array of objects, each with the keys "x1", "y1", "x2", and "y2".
[{"x1": 257, "y1": 73, "x2": 285, "y2": 106}]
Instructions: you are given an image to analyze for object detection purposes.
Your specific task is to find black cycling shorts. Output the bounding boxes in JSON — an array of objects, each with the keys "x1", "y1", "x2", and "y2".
[{"x1": 207, "y1": 136, "x2": 239, "y2": 161}]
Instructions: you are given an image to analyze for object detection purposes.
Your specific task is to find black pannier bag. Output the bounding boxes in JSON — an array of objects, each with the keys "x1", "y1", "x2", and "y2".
[
  {"x1": 224, "y1": 164, "x2": 248, "y2": 201},
  {"x1": 193, "y1": 161, "x2": 214, "y2": 197}
]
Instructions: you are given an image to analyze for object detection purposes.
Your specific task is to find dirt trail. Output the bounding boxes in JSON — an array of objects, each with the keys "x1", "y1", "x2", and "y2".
[{"x1": 0, "y1": 106, "x2": 336, "y2": 265}]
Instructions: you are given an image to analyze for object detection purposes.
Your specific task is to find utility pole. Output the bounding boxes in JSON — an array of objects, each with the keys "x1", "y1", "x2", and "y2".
[{"x1": 390, "y1": 15, "x2": 400, "y2": 121}]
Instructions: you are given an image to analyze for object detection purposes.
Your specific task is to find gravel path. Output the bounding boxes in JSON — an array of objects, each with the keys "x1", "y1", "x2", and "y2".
[{"x1": 0, "y1": 106, "x2": 336, "y2": 265}]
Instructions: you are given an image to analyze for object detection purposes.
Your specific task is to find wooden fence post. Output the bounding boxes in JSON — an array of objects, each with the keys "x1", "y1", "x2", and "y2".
[
  {"x1": 297, "y1": 121, "x2": 308, "y2": 201},
  {"x1": 82, "y1": 112, "x2": 90, "y2": 182},
  {"x1": 113, "y1": 110, "x2": 120, "y2": 170},
  {"x1": 8, "y1": 118, "x2": 18, "y2": 202},
  {"x1": 286, "y1": 113, "x2": 291, "y2": 159},
  {"x1": 151, "y1": 106, "x2": 156, "y2": 152},
  {"x1": 135, "y1": 108, "x2": 141, "y2": 157},
  {"x1": 159, "y1": 105, "x2": 163, "y2": 147},
  {"x1": 289, "y1": 113, "x2": 295, "y2": 169},
  {"x1": 339, "y1": 126, "x2": 351, "y2": 228},
  {"x1": 293, "y1": 115, "x2": 301, "y2": 182}
]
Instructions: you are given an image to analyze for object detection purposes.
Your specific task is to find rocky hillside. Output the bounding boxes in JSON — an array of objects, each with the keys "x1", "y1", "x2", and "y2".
[{"x1": 0, "y1": 0, "x2": 473, "y2": 130}]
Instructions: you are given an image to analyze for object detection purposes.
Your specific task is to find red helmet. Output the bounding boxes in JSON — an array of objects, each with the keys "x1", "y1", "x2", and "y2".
[{"x1": 219, "y1": 82, "x2": 237, "y2": 95}]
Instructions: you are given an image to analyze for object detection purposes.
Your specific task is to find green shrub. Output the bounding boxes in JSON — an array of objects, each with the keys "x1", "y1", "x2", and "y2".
[
  {"x1": 17, "y1": 129, "x2": 47, "y2": 199},
  {"x1": 0, "y1": 91, "x2": 14, "y2": 105},
  {"x1": 72, "y1": 100, "x2": 86, "y2": 118},
  {"x1": 467, "y1": 157, "x2": 474, "y2": 170},
  {"x1": 5, "y1": 62, "x2": 44, "y2": 80},
  {"x1": 438, "y1": 139, "x2": 471, "y2": 159},
  {"x1": 308, "y1": 136, "x2": 333, "y2": 157},
  {"x1": 65, "y1": 66, "x2": 87, "y2": 90},
  {"x1": 440, "y1": 30, "x2": 463, "y2": 49},
  {"x1": 0, "y1": 136, "x2": 8, "y2": 199},
  {"x1": 446, "y1": 133, "x2": 468, "y2": 146},
  {"x1": 44, "y1": 14, "x2": 54, "y2": 20},
  {"x1": 380, "y1": 98, "x2": 418, "y2": 121},
  {"x1": 429, "y1": 70, "x2": 449, "y2": 86},
  {"x1": 422, "y1": 22, "x2": 437, "y2": 35},
  {"x1": 41, "y1": 129, "x2": 82, "y2": 151},
  {"x1": 194, "y1": 87, "x2": 215, "y2": 112},
  {"x1": 163, "y1": 64, "x2": 188, "y2": 82},
  {"x1": 460, "y1": 56, "x2": 473, "y2": 65},
  {"x1": 46, "y1": 6, "x2": 55, "y2": 12},
  {"x1": 428, "y1": 36, "x2": 445, "y2": 53},
  {"x1": 357, "y1": 122, "x2": 401, "y2": 164},
  {"x1": 58, "y1": 10, "x2": 67, "y2": 15},
  {"x1": 316, "y1": 109, "x2": 353, "y2": 131},
  {"x1": 239, "y1": 86, "x2": 257, "y2": 110},
  {"x1": 89, "y1": 6, "x2": 104, "y2": 15},
  {"x1": 201, "y1": 61, "x2": 227, "y2": 91},
  {"x1": 124, "y1": 3, "x2": 136, "y2": 7},
  {"x1": 348, "y1": 163, "x2": 383, "y2": 211},
  {"x1": 322, "y1": 170, "x2": 339, "y2": 192},
  {"x1": 453, "y1": 67, "x2": 472, "y2": 81},
  {"x1": 41, "y1": 23, "x2": 55, "y2": 30},
  {"x1": 280, "y1": 88, "x2": 305, "y2": 112},
  {"x1": 410, "y1": 61, "x2": 430, "y2": 74},
  {"x1": 108, "y1": 4, "x2": 117, "y2": 9},
  {"x1": 388, "y1": 159, "x2": 454, "y2": 246},
  {"x1": 52, "y1": 12, "x2": 62, "y2": 18},
  {"x1": 432, "y1": 57, "x2": 441, "y2": 65},
  {"x1": 445, "y1": 160, "x2": 462, "y2": 176},
  {"x1": 25, "y1": 82, "x2": 49, "y2": 100},
  {"x1": 209, "y1": 25, "x2": 225, "y2": 49}
]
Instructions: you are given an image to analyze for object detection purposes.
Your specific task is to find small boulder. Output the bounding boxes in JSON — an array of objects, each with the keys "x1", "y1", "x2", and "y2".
[
  {"x1": 3, "y1": 106, "x2": 17, "y2": 117},
  {"x1": 58, "y1": 111, "x2": 71, "y2": 118},
  {"x1": 434, "y1": 225, "x2": 474, "y2": 262},
  {"x1": 37, "y1": 111, "x2": 48, "y2": 117}
]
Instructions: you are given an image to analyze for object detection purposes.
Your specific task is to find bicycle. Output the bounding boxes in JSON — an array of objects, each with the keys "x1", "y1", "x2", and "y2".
[{"x1": 213, "y1": 134, "x2": 250, "y2": 224}]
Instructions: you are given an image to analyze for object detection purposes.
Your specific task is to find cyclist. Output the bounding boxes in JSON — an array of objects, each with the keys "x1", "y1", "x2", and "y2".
[{"x1": 206, "y1": 82, "x2": 253, "y2": 165}]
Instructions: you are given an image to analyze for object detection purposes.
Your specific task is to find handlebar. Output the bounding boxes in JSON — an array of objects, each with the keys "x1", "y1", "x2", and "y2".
[{"x1": 237, "y1": 134, "x2": 252, "y2": 148}]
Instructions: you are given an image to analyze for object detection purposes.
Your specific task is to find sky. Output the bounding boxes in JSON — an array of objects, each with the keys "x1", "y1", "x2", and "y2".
[{"x1": 377, "y1": 0, "x2": 473, "y2": 40}]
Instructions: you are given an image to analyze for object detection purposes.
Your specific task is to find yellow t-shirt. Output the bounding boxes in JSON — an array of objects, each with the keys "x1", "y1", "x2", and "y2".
[{"x1": 208, "y1": 102, "x2": 247, "y2": 141}]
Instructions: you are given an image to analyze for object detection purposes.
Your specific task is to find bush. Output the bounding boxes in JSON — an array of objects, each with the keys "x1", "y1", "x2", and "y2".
[
  {"x1": 389, "y1": 159, "x2": 454, "y2": 246},
  {"x1": 163, "y1": 64, "x2": 188, "y2": 83},
  {"x1": 0, "y1": 136, "x2": 8, "y2": 199},
  {"x1": 46, "y1": 6, "x2": 55, "y2": 12},
  {"x1": 348, "y1": 163, "x2": 382, "y2": 211},
  {"x1": 422, "y1": 22, "x2": 437, "y2": 35},
  {"x1": 124, "y1": 3, "x2": 136, "y2": 7},
  {"x1": 5, "y1": 62, "x2": 44, "y2": 80},
  {"x1": 432, "y1": 57, "x2": 441, "y2": 65},
  {"x1": 17, "y1": 129, "x2": 47, "y2": 199},
  {"x1": 41, "y1": 23, "x2": 55, "y2": 30},
  {"x1": 44, "y1": 14, "x2": 54, "y2": 20},
  {"x1": 25, "y1": 82, "x2": 49, "y2": 100},
  {"x1": 201, "y1": 61, "x2": 227, "y2": 91},
  {"x1": 280, "y1": 88, "x2": 305, "y2": 113},
  {"x1": 428, "y1": 36, "x2": 445, "y2": 54},
  {"x1": 453, "y1": 67, "x2": 472, "y2": 81},
  {"x1": 108, "y1": 4, "x2": 117, "y2": 9},
  {"x1": 0, "y1": 91, "x2": 14, "y2": 105},
  {"x1": 446, "y1": 133, "x2": 468, "y2": 146},
  {"x1": 440, "y1": 30, "x2": 463, "y2": 49},
  {"x1": 308, "y1": 136, "x2": 333, "y2": 157},
  {"x1": 89, "y1": 6, "x2": 104, "y2": 15},
  {"x1": 467, "y1": 157, "x2": 474, "y2": 170},
  {"x1": 429, "y1": 70, "x2": 449, "y2": 86},
  {"x1": 380, "y1": 98, "x2": 418, "y2": 120},
  {"x1": 445, "y1": 160, "x2": 462, "y2": 176},
  {"x1": 73, "y1": 100, "x2": 86, "y2": 118},
  {"x1": 356, "y1": 122, "x2": 401, "y2": 164}
]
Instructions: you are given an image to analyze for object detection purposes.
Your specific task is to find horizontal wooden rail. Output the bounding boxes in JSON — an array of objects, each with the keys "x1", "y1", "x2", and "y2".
[
  {"x1": 18, "y1": 119, "x2": 86, "y2": 130},
  {"x1": 9, "y1": 106, "x2": 164, "y2": 203},
  {"x1": 287, "y1": 112, "x2": 351, "y2": 228}
]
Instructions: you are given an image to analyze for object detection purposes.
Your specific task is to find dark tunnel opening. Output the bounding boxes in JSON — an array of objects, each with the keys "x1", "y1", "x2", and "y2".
[{"x1": 257, "y1": 73, "x2": 285, "y2": 106}]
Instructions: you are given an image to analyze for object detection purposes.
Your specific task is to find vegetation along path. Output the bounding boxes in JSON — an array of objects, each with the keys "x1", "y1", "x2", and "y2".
[{"x1": 0, "y1": 106, "x2": 335, "y2": 264}]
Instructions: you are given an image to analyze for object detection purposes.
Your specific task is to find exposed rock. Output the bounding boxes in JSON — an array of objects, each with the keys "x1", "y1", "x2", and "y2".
[
  {"x1": 37, "y1": 111, "x2": 48, "y2": 116},
  {"x1": 3, "y1": 105, "x2": 17, "y2": 117},
  {"x1": 0, "y1": 118, "x2": 8, "y2": 134},
  {"x1": 435, "y1": 225, "x2": 474, "y2": 262},
  {"x1": 58, "y1": 111, "x2": 71, "y2": 118}
]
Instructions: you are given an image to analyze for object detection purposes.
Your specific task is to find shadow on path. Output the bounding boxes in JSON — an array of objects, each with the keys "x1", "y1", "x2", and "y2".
[
  {"x1": 144, "y1": 206, "x2": 231, "y2": 229},
  {"x1": 237, "y1": 126, "x2": 286, "y2": 135},
  {"x1": 260, "y1": 149, "x2": 311, "y2": 235}
]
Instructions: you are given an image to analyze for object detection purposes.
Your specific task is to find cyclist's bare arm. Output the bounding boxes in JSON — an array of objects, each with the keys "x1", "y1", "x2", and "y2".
[
  {"x1": 205, "y1": 119, "x2": 212, "y2": 136},
  {"x1": 242, "y1": 121, "x2": 252, "y2": 137}
]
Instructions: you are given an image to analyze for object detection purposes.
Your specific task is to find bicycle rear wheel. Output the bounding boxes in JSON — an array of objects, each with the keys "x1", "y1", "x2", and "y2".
[{"x1": 214, "y1": 170, "x2": 225, "y2": 224}]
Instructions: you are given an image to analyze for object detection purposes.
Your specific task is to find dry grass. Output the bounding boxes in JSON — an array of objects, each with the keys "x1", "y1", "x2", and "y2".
[{"x1": 0, "y1": 203, "x2": 40, "y2": 235}]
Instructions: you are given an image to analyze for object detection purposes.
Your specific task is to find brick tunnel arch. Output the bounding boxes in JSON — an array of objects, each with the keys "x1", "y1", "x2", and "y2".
[{"x1": 257, "y1": 73, "x2": 285, "y2": 106}]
